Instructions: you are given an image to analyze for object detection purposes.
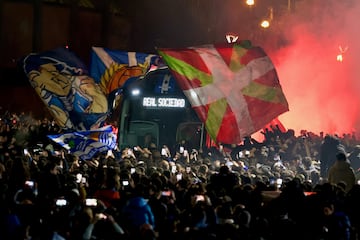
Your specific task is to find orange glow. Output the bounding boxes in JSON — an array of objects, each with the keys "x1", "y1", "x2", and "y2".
[
  {"x1": 269, "y1": 33, "x2": 358, "y2": 138},
  {"x1": 260, "y1": 20, "x2": 270, "y2": 28},
  {"x1": 246, "y1": 0, "x2": 255, "y2": 6},
  {"x1": 337, "y1": 54, "x2": 343, "y2": 62},
  {"x1": 337, "y1": 46, "x2": 348, "y2": 62},
  {"x1": 257, "y1": 0, "x2": 360, "y2": 139}
]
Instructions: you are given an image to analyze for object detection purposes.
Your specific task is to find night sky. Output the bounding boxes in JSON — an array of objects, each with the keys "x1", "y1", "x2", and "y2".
[
  {"x1": 2, "y1": 0, "x2": 360, "y2": 137},
  {"x1": 125, "y1": 0, "x2": 360, "y2": 137}
]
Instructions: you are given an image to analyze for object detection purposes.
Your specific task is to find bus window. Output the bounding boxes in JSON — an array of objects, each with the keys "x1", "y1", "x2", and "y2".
[
  {"x1": 121, "y1": 120, "x2": 159, "y2": 149},
  {"x1": 128, "y1": 121, "x2": 159, "y2": 148},
  {"x1": 176, "y1": 122, "x2": 205, "y2": 151}
]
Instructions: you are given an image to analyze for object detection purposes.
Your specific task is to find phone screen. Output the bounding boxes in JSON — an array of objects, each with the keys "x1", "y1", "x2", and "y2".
[
  {"x1": 76, "y1": 173, "x2": 82, "y2": 183},
  {"x1": 56, "y1": 199, "x2": 67, "y2": 207},
  {"x1": 85, "y1": 198, "x2": 97, "y2": 206},
  {"x1": 161, "y1": 148, "x2": 167, "y2": 156},
  {"x1": 25, "y1": 180, "x2": 34, "y2": 188},
  {"x1": 276, "y1": 178, "x2": 283, "y2": 188},
  {"x1": 176, "y1": 173, "x2": 182, "y2": 181},
  {"x1": 270, "y1": 179, "x2": 275, "y2": 186},
  {"x1": 195, "y1": 195, "x2": 205, "y2": 202},
  {"x1": 162, "y1": 190, "x2": 172, "y2": 197},
  {"x1": 96, "y1": 213, "x2": 107, "y2": 220}
]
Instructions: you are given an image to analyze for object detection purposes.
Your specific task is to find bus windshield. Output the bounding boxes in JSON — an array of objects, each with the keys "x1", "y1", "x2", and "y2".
[{"x1": 118, "y1": 67, "x2": 205, "y2": 152}]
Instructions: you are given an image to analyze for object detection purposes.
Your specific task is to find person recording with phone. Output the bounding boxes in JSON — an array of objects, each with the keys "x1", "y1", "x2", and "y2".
[
  {"x1": 82, "y1": 203, "x2": 125, "y2": 240},
  {"x1": 122, "y1": 183, "x2": 155, "y2": 238},
  {"x1": 93, "y1": 170, "x2": 121, "y2": 208},
  {"x1": 161, "y1": 144, "x2": 172, "y2": 161},
  {"x1": 37, "y1": 161, "x2": 65, "y2": 203}
]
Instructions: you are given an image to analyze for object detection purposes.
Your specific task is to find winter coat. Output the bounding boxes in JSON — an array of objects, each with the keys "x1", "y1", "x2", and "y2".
[
  {"x1": 122, "y1": 196, "x2": 155, "y2": 231},
  {"x1": 328, "y1": 160, "x2": 356, "y2": 192}
]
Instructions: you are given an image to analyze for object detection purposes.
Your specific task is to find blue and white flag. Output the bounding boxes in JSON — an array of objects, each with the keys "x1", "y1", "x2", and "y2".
[
  {"x1": 89, "y1": 47, "x2": 161, "y2": 120},
  {"x1": 90, "y1": 47, "x2": 160, "y2": 84},
  {"x1": 48, "y1": 125, "x2": 117, "y2": 160}
]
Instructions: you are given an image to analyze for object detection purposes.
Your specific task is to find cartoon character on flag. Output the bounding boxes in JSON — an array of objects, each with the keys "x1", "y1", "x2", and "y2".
[
  {"x1": 23, "y1": 48, "x2": 108, "y2": 130},
  {"x1": 158, "y1": 40, "x2": 289, "y2": 144},
  {"x1": 23, "y1": 48, "x2": 116, "y2": 159}
]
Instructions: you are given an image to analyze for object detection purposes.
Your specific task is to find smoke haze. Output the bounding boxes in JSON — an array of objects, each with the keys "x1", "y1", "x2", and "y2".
[{"x1": 266, "y1": 0, "x2": 360, "y2": 137}]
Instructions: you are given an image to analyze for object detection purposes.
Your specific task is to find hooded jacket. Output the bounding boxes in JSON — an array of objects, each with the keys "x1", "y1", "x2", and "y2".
[
  {"x1": 328, "y1": 160, "x2": 356, "y2": 192},
  {"x1": 122, "y1": 196, "x2": 155, "y2": 230}
]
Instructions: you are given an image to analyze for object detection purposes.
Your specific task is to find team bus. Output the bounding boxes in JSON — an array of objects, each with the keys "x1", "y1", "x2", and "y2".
[{"x1": 117, "y1": 67, "x2": 207, "y2": 152}]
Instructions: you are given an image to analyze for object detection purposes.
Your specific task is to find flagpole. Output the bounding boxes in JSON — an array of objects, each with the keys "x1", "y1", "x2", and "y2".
[{"x1": 199, "y1": 123, "x2": 204, "y2": 152}]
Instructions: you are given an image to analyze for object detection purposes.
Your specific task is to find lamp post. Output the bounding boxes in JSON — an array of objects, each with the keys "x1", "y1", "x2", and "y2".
[
  {"x1": 260, "y1": 7, "x2": 273, "y2": 29},
  {"x1": 260, "y1": 20, "x2": 270, "y2": 28},
  {"x1": 288, "y1": 0, "x2": 291, "y2": 11}
]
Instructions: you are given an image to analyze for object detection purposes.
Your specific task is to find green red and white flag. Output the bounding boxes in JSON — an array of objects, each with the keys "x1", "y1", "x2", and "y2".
[{"x1": 158, "y1": 41, "x2": 289, "y2": 144}]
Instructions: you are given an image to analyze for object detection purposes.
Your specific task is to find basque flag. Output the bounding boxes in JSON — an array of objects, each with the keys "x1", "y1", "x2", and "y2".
[{"x1": 158, "y1": 41, "x2": 289, "y2": 144}]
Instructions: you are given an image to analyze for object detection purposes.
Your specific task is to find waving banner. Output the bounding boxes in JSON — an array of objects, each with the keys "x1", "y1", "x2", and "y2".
[
  {"x1": 48, "y1": 125, "x2": 117, "y2": 160},
  {"x1": 90, "y1": 47, "x2": 160, "y2": 120},
  {"x1": 90, "y1": 47, "x2": 160, "y2": 93},
  {"x1": 158, "y1": 41, "x2": 289, "y2": 144},
  {"x1": 22, "y1": 47, "x2": 108, "y2": 130}
]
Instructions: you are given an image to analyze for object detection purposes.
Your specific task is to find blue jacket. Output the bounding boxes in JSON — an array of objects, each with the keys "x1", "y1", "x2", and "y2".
[{"x1": 122, "y1": 197, "x2": 155, "y2": 230}]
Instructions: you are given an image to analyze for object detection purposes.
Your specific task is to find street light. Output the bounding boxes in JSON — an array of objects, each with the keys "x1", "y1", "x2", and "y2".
[
  {"x1": 259, "y1": 7, "x2": 273, "y2": 29},
  {"x1": 246, "y1": 0, "x2": 255, "y2": 6},
  {"x1": 260, "y1": 20, "x2": 270, "y2": 28},
  {"x1": 337, "y1": 45, "x2": 348, "y2": 62}
]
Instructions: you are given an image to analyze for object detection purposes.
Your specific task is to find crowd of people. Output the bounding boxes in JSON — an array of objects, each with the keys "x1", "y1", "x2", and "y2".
[{"x1": 1, "y1": 110, "x2": 360, "y2": 239}]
